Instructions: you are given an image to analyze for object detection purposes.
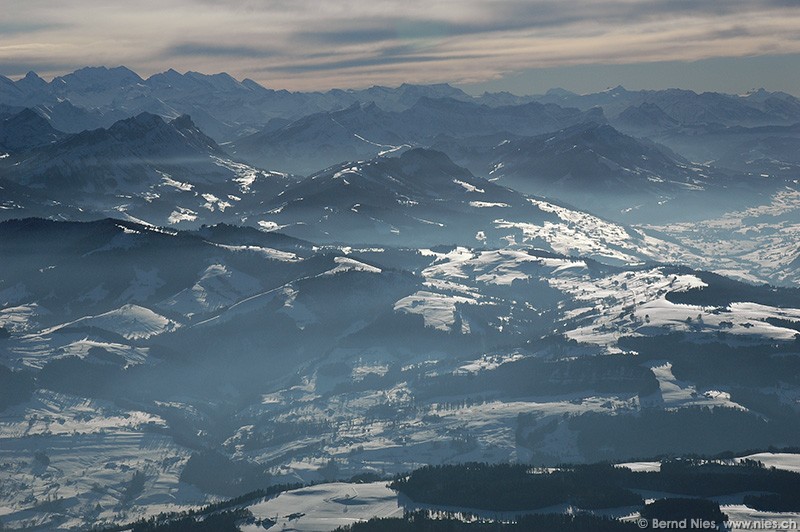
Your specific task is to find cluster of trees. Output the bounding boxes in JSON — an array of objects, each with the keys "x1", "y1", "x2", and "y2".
[
  {"x1": 128, "y1": 508, "x2": 253, "y2": 532},
  {"x1": 122, "y1": 471, "x2": 147, "y2": 503},
  {"x1": 0, "y1": 363, "x2": 34, "y2": 411},
  {"x1": 416, "y1": 354, "x2": 659, "y2": 402},
  {"x1": 36, "y1": 355, "x2": 123, "y2": 398},
  {"x1": 743, "y1": 492, "x2": 800, "y2": 512},
  {"x1": 640, "y1": 498, "x2": 727, "y2": 530},
  {"x1": 618, "y1": 334, "x2": 800, "y2": 388},
  {"x1": 392, "y1": 459, "x2": 800, "y2": 513},
  {"x1": 391, "y1": 463, "x2": 643, "y2": 511},
  {"x1": 178, "y1": 450, "x2": 270, "y2": 497},
  {"x1": 570, "y1": 406, "x2": 799, "y2": 461},
  {"x1": 663, "y1": 270, "x2": 800, "y2": 308},
  {"x1": 629, "y1": 459, "x2": 800, "y2": 500}
]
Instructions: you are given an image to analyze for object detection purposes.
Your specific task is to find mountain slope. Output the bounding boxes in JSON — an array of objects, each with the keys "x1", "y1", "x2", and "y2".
[
  {"x1": 2, "y1": 217, "x2": 800, "y2": 530},
  {"x1": 0, "y1": 113, "x2": 292, "y2": 226},
  {"x1": 230, "y1": 102, "x2": 411, "y2": 175},
  {"x1": 0, "y1": 108, "x2": 65, "y2": 152},
  {"x1": 478, "y1": 123, "x2": 703, "y2": 191},
  {"x1": 613, "y1": 102, "x2": 679, "y2": 133},
  {"x1": 255, "y1": 148, "x2": 689, "y2": 265},
  {"x1": 433, "y1": 122, "x2": 759, "y2": 222},
  {"x1": 231, "y1": 98, "x2": 604, "y2": 174},
  {"x1": 7, "y1": 112, "x2": 225, "y2": 189}
]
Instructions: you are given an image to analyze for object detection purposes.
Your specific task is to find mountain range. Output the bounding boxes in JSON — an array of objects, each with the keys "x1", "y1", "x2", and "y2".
[{"x1": 1, "y1": 66, "x2": 800, "y2": 531}]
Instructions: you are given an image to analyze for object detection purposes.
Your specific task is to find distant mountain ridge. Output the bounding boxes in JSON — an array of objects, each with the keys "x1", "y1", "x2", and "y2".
[
  {"x1": 439, "y1": 122, "x2": 705, "y2": 192},
  {"x1": 3, "y1": 67, "x2": 798, "y2": 144},
  {"x1": 0, "y1": 67, "x2": 482, "y2": 142},
  {"x1": 4, "y1": 66, "x2": 799, "y2": 187},
  {"x1": 230, "y1": 98, "x2": 604, "y2": 174}
]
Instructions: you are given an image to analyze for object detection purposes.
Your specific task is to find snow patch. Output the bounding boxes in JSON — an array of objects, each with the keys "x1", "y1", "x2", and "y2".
[
  {"x1": 48, "y1": 304, "x2": 179, "y2": 340},
  {"x1": 453, "y1": 179, "x2": 484, "y2": 193},
  {"x1": 469, "y1": 201, "x2": 509, "y2": 208},
  {"x1": 159, "y1": 172, "x2": 193, "y2": 191},
  {"x1": 167, "y1": 207, "x2": 198, "y2": 224},
  {"x1": 324, "y1": 257, "x2": 382, "y2": 276}
]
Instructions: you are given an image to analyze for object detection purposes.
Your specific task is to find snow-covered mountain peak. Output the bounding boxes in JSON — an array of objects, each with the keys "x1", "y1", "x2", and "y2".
[{"x1": 52, "y1": 65, "x2": 144, "y2": 92}]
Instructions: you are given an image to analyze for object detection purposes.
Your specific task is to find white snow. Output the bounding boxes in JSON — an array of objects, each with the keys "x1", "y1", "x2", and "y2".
[
  {"x1": 333, "y1": 166, "x2": 361, "y2": 180},
  {"x1": 200, "y1": 192, "x2": 232, "y2": 212},
  {"x1": 640, "y1": 187, "x2": 800, "y2": 286},
  {"x1": 453, "y1": 179, "x2": 485, "y2": 193},
  {"x1": 650, "y1": 362, "x2": 745, "y2": 410},
  {"x1": 210, "y1": 156, "x2": 269, "y2": 193},
  {"x1": 57, "y1": 338, "x2": 149, "y2": 366},
  {"x1": 353, "y1": 133, "x2": 409, "y2": 156},
  {"x1": 212, "y1": 243, "x2": 299, "y2": 262},
  {"x1": 616, "y1": 462, "x2": 662, "y2": 472},
  {"x1": 257, "y1": 220, "x2": 289, "y2": 232},
  {"x1": 458, "y1": 353, "x2": 524, "y2": 373},
  {"x1": 736, "y1": 453, "x2": 800, "y2": 473},
  {"x1": 46, "y1": 304, "x2": 179, "y2": 340},
  {"x1": 245, "y1": 482, "x2": 403, "y2": 532},
  {"x1": 324, "y1": 256, "x2": 382, "y2": 275},
  {"x1": 0, "y1": 304, "x2": 43, "y2": 333},
  {"x1": 494, "y1": 218, "x2": 641, "y2": 263},
  {"x1": 159, "y1": 172, "x2": 193, "y2": 191},
  {"x1": 469, "y1": 201, "x2": 509, "y2": 208},
  {"x1": 159, "y1": 263, "x2": 262, "y2": 315},
  {"x1": 394, "y1": 290, "x2": 477, "y2": 332},
  {"x1": 167, "y1": 207, "x2": 198, "y2": 224},
  {"x1": 0, "y1": 391, "x2": 209, "y2": 530}
]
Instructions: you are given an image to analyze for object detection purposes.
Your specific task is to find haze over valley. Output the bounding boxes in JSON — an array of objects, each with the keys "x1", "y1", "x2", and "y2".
[{"x1": 2, "y1": 66, "x2": 800, "y2": 531}]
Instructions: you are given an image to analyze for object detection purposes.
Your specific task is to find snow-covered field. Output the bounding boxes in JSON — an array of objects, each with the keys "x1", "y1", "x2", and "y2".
[
  {"x1": 0, "y1": 391, "x2": 208, "y2": 530},
  {"x1": 2, "y1": 204, "x2": 800, "y2": 529},
  {"x1": 641, "y1": 187, "x2": 800, "y2": 286},
  {"x1": 394, "y1": 247, "x2": 800, "y2": 350},
  {"x1": 650, "y1": 362, "x2": 745, "y2": 410},
  {"x1": 48, "y1": 304, "x2": 179, "y2": 340},
  {"x1": 737, "y1": 452, "x2": 800, "y2": 473},
  {"x1": 244, "y1": 482, "x2": 403, "y2": 532}
]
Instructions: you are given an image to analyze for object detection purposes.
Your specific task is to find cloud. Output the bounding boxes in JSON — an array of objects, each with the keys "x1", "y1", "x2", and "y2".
[
  {"x1": 164, "y1": 42, "x2": 272, "y2": 58},
  {"x1": 268, "y1": 52, "x2": 483, "y2": 74},
  {"x1": 0, "y1": 60, "x2": 84, "y2": 78},
  {"x1": 295, "y1": 28, "x2": 398, "y2": 46},
  {"x1": 0, "y1": 0, "x2": 799, "y2": 91},
  {"x1": 0, "y1": 21, "x2": 67, "y2": 36}
]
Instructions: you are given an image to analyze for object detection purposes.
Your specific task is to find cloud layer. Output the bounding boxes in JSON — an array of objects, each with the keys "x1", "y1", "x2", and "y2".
[{"x1": 3, "y1": 0, "x2": 800, "y2": 91}]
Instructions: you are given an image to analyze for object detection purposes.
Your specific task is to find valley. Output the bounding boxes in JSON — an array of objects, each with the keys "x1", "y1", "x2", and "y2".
[{"x1": 1, "y1": 68, "x2": 799, "y2": 530}]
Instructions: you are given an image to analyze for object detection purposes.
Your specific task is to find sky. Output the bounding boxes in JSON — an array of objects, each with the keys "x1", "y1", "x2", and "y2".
[{"x1": 3, "y1": 0, "x2": 800, "y2": 95}]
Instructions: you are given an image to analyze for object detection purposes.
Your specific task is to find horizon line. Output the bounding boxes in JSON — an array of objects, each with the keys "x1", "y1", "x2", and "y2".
[{"x1": 3, "y1": 64, "x2": 793, "y2": 100}]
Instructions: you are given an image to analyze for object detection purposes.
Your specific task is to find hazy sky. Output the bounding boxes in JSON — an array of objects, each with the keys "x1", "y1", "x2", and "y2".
[{"x1": 3, "y1": 0, "x2": 800, "y2": 95}]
